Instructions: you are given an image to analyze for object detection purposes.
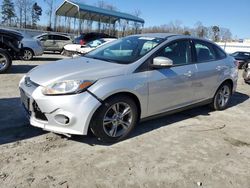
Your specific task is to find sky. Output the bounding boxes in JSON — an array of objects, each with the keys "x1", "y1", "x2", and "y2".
[{"x1": 37, "y1": 0, "x2": 250, "y2": 39}]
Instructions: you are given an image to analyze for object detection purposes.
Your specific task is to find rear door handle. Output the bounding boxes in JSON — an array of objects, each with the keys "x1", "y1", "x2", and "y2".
[
  {"x1": 216, "y1": 66, "x2": 222, "y2": 71},
  {"x1": 183, "y1": 71, "x2": 192, "y2": 77}
]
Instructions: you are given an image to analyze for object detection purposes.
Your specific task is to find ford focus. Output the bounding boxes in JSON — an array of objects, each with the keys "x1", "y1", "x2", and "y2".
[{"x1": 19, "y1": 33, "x2": 238, "y2": 142}]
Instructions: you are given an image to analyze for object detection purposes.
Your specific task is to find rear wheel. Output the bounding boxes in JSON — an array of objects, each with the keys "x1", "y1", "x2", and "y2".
[
  {"x1": 0, "y1": 49, "x2": 12, "y2": 73},
  {"x1": 21, "y1": 48, "x2": 33, "y2": 60},
  {"x1": 211, "y1": 83, "x2": 232, "y2": 110},
  {"x1": 90, "y1": 95, "x2": 138, "y2": 142}
]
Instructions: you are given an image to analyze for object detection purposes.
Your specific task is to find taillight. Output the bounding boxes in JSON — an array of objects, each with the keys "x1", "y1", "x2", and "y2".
[{"x1": 80, "y1": 39, "x2": 86, "y2": 45}]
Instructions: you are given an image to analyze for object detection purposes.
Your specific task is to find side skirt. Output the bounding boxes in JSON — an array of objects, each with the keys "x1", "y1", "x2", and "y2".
[{"x1": 140, "y1": 99, "x2": 213, "y2": 122}]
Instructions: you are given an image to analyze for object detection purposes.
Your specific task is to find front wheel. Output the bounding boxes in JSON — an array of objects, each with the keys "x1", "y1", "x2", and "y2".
[
  {"x1": 90, "y1": 95, "x2": 138, "y2": 143},
  {"x1": 0, "y1": 49, "x2": 12, "y2": 74},
  {"x1": 211, "y1": 83, "x2": 232, "y2": 110}
]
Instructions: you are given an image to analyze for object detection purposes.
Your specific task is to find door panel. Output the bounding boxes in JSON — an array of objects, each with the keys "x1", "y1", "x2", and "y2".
[
  {"x1": 147, "y1": 64, "x2": 197, "y2": 116},
  {"x1": 147, "y1": 39, "x2": 197, "y2": 116},
  {"x1": 194, "y1": 60, "x2": 224, "y2": 100},
  {"x1": 192, "y1": 40, "x2": 224, "y2": 100}
]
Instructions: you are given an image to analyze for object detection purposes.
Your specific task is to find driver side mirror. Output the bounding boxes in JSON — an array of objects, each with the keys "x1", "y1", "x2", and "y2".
[{"x1": 151, "y1": 56, "x2": 173, "y2": 69}]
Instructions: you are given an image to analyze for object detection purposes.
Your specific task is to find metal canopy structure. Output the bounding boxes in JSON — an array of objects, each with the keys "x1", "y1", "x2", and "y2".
[{"x1": 55, "y1": 0, "x2": 145, "y2": 34}]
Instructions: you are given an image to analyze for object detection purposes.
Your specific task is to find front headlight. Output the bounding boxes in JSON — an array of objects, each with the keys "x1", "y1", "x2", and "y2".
[{"x1": 42, "y1": 80, "x2": 95, "y2": 95}]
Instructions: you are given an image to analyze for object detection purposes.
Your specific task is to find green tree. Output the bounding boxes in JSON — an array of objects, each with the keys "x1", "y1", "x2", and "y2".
[
  {"x1": 212, "y1": 25, "x2": 220, "y2": 42},
  {"x1": 31, "y1": 2, "x2": 42, "y2": 28},
  {"x1": 1, "y1": 0, "x2": 15, "y2": 26}
]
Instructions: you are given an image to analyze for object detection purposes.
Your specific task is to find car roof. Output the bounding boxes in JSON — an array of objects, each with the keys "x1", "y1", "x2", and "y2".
[
  {"x1": 0, "y1": 28, "x2": 23, "y2": 40},
  {"x1": 131, "y1": 33, "x2": 179, "y2": 39},
  {"x1": 36, "y1": 33, "x2": 70, "y2": 37},
  {"x1": 234, "y1": 51, "x2": 250, "y2": 54}
]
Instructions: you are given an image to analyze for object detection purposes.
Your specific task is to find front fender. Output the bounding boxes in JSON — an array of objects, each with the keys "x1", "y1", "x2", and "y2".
[{"x1": 88, "y1": 72, "x2": 149, "y2": 118}]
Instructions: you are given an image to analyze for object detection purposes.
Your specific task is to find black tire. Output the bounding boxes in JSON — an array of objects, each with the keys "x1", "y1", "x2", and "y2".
[
  {"x1": 90, "y1": 95, "x2": 138, "y2": 143},
  {"x1": 210, "y1": 82, "x2": 232, "y2": 110},
  {"x1": 0, "y1": 49, "x2": 12, "y2": 74},
  {"x1": 21, "y1": 48, "x2": 33, "y2": 61}
]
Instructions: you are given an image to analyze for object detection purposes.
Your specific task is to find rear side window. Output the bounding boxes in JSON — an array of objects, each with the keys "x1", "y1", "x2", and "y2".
[
  {"x1": 194, "y1": 40, "x2": 216, "y2": 62},
  {"x1": 213, "y1": 45, "x2": 227, "y2": 59}
]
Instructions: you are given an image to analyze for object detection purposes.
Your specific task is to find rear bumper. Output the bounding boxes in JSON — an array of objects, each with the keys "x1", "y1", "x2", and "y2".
[
  {"x1": 33, "y1": 46, "x2": 43, "y2": 56},
  {"x1": 19, "y1": 76, "x2": 102, "y2": 135}
]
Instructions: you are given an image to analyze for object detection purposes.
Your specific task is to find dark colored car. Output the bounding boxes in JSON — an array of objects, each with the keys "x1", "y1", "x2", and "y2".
[
  {"x1": 74, "y1": 32, "x2": 115, "y2": 45},
  {"x1": 230, "y1": 51, "x2": 250, "y2": 69},
  {"x1": 0, "y1": 28, "x2": 23, "y2": 73}
]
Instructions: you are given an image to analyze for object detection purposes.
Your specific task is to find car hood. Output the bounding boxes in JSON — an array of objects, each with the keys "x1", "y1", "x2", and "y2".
[{"x1": 27, "y1": 57, "x2": 128, "y2": 86}]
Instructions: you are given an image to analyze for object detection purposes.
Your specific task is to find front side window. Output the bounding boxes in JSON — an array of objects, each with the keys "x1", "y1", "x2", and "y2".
[
  {"x1": 54, "y1": 35, "x2": 70, "y2": 41},
  {"x1": 156, "y1": 40, "x2": 192, "y2": 65},
  {"x1": 38, "y1": 35, "x2": 48, "y2": 41},
  {"x1": 48, "y1": 35, "x2": 54, "y2": 40},
  {"x1": 85, "y1": 36, "x2": 163, "y2": 64},
  {"x1": 194, "y1": 40, "x2": 216, "y2": 62}
]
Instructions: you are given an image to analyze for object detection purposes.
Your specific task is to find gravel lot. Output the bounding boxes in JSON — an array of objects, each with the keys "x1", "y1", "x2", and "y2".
[{"x1": 0, "y1": 54, "x2": 250, "y2": 188}]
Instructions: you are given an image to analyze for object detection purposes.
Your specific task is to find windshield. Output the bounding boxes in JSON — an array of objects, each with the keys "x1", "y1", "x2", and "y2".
[{"x1": 85, "y1": 36, "x2": 164, "y2": 64}]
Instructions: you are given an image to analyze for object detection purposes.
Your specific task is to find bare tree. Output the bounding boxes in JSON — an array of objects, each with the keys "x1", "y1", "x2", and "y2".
[
  {"x1": 44, "y1": 0, "x2": 54, "y2": 29},
  {"x1": 132, "y1": 9, "x2": 142, "y2": 34},
  {"x1": 15, "y1": 0, "x2": 33, "y2": 28},
  {"x1": 194, "y1": 21, "x2": 208, "y2": 38},
  {"x1": 15, "y1": 0, "x2": 24, "y2": 27},
  {"x1": 220, "y1": 28, "x2": 232, "y2": 42}
]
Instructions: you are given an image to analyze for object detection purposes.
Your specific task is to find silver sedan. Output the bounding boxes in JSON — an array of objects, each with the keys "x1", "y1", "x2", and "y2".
[
  {"x1": 19, "y1": 33, "x2": 238, "y2": 142},
  {"x1": 21, "y1": 32, "x2": 43, "y2": 60}
]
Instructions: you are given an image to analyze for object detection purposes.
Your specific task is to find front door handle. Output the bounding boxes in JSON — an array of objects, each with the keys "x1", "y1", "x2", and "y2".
[{"x1": 183, "y1": 71, "x2": 192, "y2": 77}]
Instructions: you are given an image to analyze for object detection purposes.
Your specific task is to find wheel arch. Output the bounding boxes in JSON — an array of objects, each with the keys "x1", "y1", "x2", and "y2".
[
  {"x1": 23, "y1": 47, "x2": 34, "y2": 55},
  {"x1": 88, "y1": 91, "x2": 142, "y2": 135},
  {"x1": 102, "y1": 91, "x2": 142, "y2": 120},
  {"x1": 219, "y1": 79, "x2": 234, "y2": 93}
]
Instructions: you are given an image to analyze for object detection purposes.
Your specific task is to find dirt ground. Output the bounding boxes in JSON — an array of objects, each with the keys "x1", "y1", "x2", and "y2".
[{"x1": 0, "y1": 54, "x2": 250, "y2": 188}]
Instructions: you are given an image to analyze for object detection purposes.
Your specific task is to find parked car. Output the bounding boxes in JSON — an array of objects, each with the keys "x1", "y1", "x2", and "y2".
[
  {"x1": 230, "y1": 51, "x2": 250, "y2": 69},
  {"x1": 19, "y1": 33, "x2": 238, "y2": 142},
  {"x1": 34, "y1": 33, "x2": 72, "y2": 53},
  {"x1": 62, "y1": 38, "x2": 117, "y2": 56},
  {"x1": 21, "y1": 32, "x2": 43, "y2": 60},
  {"x1": 243, "y1": 62, "x2": 250, "y2": 84},
  {"x1": 0, "y1": 28, "x2": 23, "y2": 73},
  {"x1": 74, "y1": 32, "x2": 114, "y2": 45}
]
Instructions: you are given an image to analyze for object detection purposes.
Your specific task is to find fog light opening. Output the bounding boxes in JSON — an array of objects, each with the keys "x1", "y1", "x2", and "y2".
[{"x1": 55, "y1": 114, "x2": 70, "y2": 125}]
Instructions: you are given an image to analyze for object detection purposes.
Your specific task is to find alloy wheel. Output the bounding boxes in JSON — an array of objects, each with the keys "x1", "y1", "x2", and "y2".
[
  {"x1": 0, "y1": 54, "x2": 7, "y2": 71},
  {"x1": 217, "y1": 85, "x2": 230, "y2": 108},
  {"x1": 22, "y1": 49, "x2": 33, "y2": 60},
  {"x1": 103, "y1": 102, "x2": 133, "y2": 137}
]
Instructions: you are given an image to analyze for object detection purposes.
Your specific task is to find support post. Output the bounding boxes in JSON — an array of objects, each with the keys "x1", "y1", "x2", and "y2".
[
  {"x1": 78, "y1": 12, "x2": 81, "y2": 35},
  {"x1": 54, "y1": 15, "x2": 58, "y2": 32},
  {"x1": 108, "y1": 17, "x2": 111, "y2": 35}
]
